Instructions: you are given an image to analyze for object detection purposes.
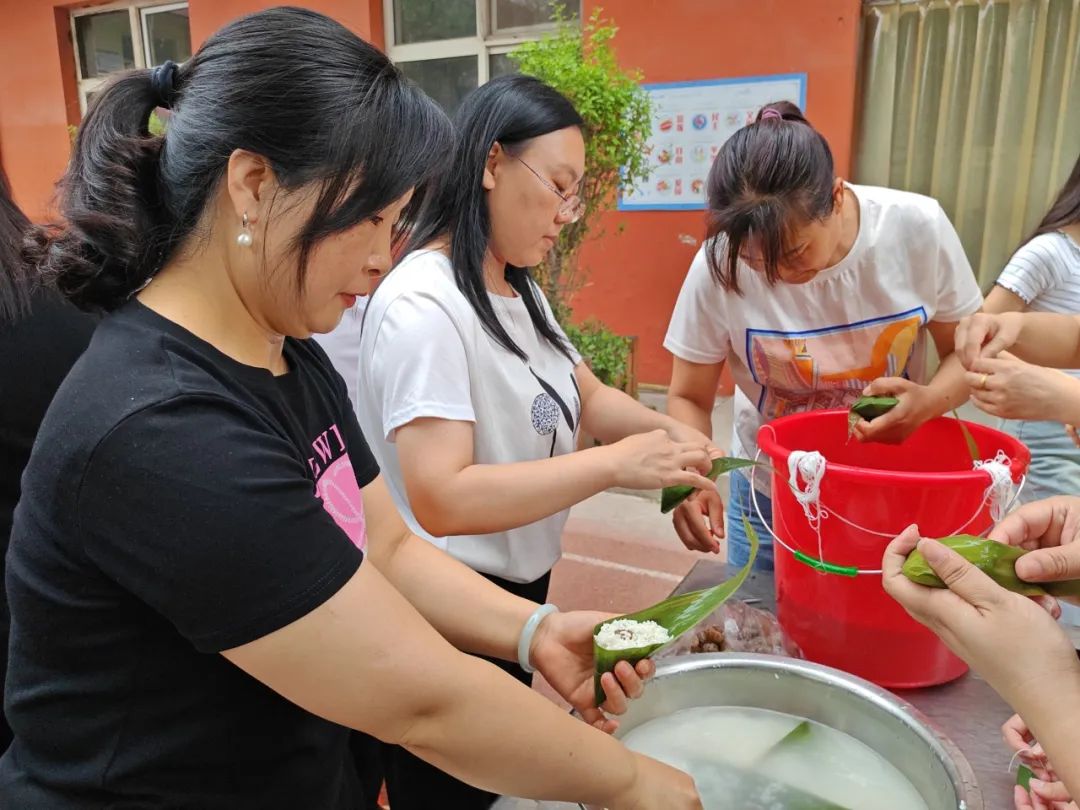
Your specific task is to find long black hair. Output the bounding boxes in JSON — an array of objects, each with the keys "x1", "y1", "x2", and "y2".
[
  {"x1": 0, "y1": 167, "x2": 31, "y2": 323},
  {"x1": 1024, "y1": 151, "x2": 1080, "y2": 244},
  {"x1": 406, "y1": 74, "x2": 581, "y2": 362},
  {"x1": 704, "y1": 100, "x2": 835, "y2": 294},
  {"x1": 26, "y1": 6, "x2": 451, "y2": 313}
]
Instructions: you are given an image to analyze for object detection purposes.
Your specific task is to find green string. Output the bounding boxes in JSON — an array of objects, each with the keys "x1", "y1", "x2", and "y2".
[{"x1": 793, "y1": 551, "x2": 859, "y2": 578}]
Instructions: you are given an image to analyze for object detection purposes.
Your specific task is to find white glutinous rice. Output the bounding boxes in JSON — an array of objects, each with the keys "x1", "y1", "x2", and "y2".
[{"x1": 595, "y1": 619, "x2": 671, "y2": 650}]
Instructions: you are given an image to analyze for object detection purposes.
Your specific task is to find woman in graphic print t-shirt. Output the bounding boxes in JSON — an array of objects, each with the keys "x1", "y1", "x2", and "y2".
[
  {"x1": 664, "y1": 101, "x2": 983, "y2": 572},
  {"x1": 0, "y1": 10, "x2": 701, "y2": 810}
]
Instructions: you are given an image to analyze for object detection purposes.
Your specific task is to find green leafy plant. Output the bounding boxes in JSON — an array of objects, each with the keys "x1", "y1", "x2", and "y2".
[
  {"x1": 561, "y1": 317, "x2": 630, "y2": 390},
  {"x1": 509, "y1": 4, "x2": 651, "y2": 308}
]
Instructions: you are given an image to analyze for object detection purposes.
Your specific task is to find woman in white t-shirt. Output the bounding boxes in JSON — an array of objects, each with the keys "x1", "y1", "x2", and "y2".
[
  {"x1": 355, "y1": 75, "x2": 714, "y2": 810},
  {"x1": 964, "y1": 152, "x2": 1080, "y2": 505},
  {"x1": 665, "y1": 101, "x2": 983, "y2": 571}
]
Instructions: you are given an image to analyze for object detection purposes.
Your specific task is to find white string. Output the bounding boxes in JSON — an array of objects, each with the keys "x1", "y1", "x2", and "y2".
[
  {"x1": 787, "y1": 451, "x2": 827, "y2": 519},
  {"x1": 787, "y1": 450, "x2": 827, "y2": 563},
  {"x1": 974, "y1": 450, "x2": 1016, "y2": 523},
  {"x1": 749, "y1": 444, "x2": 1026, "y2": 576}
]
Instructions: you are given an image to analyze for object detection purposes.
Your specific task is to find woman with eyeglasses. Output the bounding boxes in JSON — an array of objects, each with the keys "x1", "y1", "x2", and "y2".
[{"x1": 352, "y1": 75, "x2": 716, "y2": 809}]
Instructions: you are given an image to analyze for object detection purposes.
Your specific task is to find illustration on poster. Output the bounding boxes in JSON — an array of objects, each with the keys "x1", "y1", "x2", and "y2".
[{"x1": 620, "y1": 73, "x2": 807, "y2": 211}]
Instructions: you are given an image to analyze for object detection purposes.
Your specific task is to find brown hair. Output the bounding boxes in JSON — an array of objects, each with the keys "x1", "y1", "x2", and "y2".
[{"x1": 704, "y1": 101, "x2": 835, "y2": 294}]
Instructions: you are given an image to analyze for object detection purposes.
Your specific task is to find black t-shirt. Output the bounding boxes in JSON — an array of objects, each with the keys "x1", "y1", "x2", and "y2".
[
  {"x1": 0, "y1": 301, "x2": 379, "y2": 809},
  {"x1": 0, "y1": 285, "x2": 97, "y2": 552},
  {"x1": 0, "y1": 285, "x2": 98, "y2": 750}
]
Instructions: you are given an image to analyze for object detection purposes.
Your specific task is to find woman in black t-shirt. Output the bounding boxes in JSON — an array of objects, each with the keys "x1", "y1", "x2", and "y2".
[
  {"x1": 0, "y1": 8, "x2": 700, "y2": 810},
  {"x1": 0, "y1": 167, "x2": 98, "y2": 756}
]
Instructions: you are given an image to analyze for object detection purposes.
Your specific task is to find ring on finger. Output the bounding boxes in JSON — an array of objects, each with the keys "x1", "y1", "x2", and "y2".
[{"x1": 978, "y1": 373, "x2": 989, "y2": 389}]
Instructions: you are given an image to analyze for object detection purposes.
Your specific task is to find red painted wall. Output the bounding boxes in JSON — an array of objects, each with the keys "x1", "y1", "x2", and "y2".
[
  {"x1": 574, "y1": 0, "x2": 863, "y2": 385},
  {"x1": 188, "y1": 0, "x2": 383, "y2": 50},
  {"x1": 0, "y1": 0, "x2": 81, "y2": 219}
]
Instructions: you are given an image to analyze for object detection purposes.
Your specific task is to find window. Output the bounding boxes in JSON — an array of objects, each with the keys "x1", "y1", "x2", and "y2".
[
  {"x1": 385, "y1": 0, "x2": 580, "y2": 115},
  {"x1": 72, "y1": 2, "x2": 192, "y2": 115}
]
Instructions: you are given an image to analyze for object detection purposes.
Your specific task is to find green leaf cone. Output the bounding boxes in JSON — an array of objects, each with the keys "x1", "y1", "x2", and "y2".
[{"x1": 592, "y1": 515, "x2": 759, "y2": 704}]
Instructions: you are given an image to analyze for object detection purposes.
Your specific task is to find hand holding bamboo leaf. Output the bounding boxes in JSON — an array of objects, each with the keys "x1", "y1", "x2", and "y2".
[
  {"x1": 607, "y1": 429, "x2": 714, "y2": 493},
  {"x1": 592, "y1": 515, "x2": 759, "y2": 704},
  {"x1": 901, "y1": 534, "x2": 1080, "y2": 599},
  {"x1": 883, "y1": 527, "x2": 1080, "y2": 711},
  {"x1": 849, "y1": 379, "x2": 939, "y2": 444},
  {"x1": 988, "y1": 496, "x2": 1080, "y2": 599}
]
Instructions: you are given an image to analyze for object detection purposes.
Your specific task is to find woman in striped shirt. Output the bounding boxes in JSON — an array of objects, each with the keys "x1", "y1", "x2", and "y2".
[{"x1": 967, "y1": 152, "x2": 1080, "y2": 505}]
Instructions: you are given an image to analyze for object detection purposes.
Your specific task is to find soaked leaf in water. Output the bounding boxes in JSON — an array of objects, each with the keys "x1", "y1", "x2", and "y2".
[{"x1": 683, "y1": 758, "x2": 849, "y2": 809}]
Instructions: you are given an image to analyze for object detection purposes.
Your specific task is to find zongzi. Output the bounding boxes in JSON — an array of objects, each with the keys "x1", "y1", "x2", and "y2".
[
  {"x1": 902, "y1": 534, "x2": 1080, "y2": 599},
  {"x1": 847, "y1": 395, "x2": 899, "y2": 439}
]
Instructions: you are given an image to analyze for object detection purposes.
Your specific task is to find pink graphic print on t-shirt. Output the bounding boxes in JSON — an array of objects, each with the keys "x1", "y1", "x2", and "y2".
[{"x1": 307, "y1": 423, "x2": 367, "y2": 552}]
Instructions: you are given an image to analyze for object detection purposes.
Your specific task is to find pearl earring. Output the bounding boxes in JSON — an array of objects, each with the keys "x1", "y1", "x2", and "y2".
[{"x1": 237, "y1": 212, "x2": 253, "y2": 248}]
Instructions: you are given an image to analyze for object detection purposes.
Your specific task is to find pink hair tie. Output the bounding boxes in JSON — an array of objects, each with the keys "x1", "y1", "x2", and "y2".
[{"x1": 760, "y1": 108, "x2": 784, "y2": 122}]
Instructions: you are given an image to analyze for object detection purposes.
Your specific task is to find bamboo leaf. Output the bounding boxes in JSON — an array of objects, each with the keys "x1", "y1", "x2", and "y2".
[
  {"x1": 592, "y1": 515, "x2": 759, "y2": 704},
  {"x1": 660, "y1": 457, "x2": 763, "y2": 514},
  {"x1": 902, "y1": 535, "x2": 1080, "y2": 599},
  {"x1": 684, "y1": 759, "x2": 850, "y2": 809},
  {"x1": 951, "y1": 410, "x2": 981, "y2": 463},
  {"x1": 765, "y1": 720, "x2": 811, "y2": 755},
  {"x1": 847, "y1": 395, "x2": 899, "y2": 440},
  {"x1": 1017, "y1": 764, "x2": 1034, "y2": 790}
]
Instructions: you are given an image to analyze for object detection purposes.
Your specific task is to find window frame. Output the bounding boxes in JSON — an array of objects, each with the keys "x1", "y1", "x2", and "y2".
[
  {"x1": 383, "y1": 0, "x2": 577, "y2": 87},
  {"x1": 71, "y1": 1, "x2": 190, "y2": 116}
]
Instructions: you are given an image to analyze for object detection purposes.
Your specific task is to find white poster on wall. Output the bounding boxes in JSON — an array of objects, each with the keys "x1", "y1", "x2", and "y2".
[{"x1": 620, "y1": 73, "x2": 808, "y2": 211}]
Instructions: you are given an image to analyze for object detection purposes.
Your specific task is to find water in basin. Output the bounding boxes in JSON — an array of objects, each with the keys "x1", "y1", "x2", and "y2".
[{"x1": 620, "y1": 706, "x2": 929, "y2": 810}]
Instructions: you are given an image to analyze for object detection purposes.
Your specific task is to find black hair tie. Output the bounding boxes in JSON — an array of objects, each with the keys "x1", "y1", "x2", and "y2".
[{"x1": 150, "y1": 60, "x2": 179, "y2": 110}]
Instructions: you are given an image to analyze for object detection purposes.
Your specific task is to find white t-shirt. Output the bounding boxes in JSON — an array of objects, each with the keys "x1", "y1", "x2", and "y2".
[
  {"x1": 664, "y1": 184, "x2": 982, "y2": 485},
  {"x1": 356, "y1": 249, "x2": 582, "y2": 583},
  {"x1": 313, "y1": 296, "x2": 368, "y2": 407},
  {"x1": 995, "y1": 231, "x2": 1080, "y2": 377}
]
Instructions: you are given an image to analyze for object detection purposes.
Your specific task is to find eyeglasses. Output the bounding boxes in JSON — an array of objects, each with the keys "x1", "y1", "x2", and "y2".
[{"x1": 512, "y1": 155, "x2": 584, "y2": 224}]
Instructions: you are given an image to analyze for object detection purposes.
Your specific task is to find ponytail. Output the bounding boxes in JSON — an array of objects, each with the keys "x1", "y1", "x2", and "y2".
[
  {"x1": 26, "y1": 7, "x2": 450, "y2": 314},
  {"x1": 27, "y1": 69, "x2": 175, "y2": 311}
]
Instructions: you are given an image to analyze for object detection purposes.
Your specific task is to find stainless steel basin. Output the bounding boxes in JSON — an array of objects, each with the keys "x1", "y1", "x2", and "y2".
[{"x1": 581, "y1": 653, "x2": 982, "y2": 810}]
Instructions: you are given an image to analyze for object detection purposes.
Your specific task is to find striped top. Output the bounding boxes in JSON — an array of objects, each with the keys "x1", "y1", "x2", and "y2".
[{"x1": 996, "y1": 231, "x2": 1080, "y2": 378}]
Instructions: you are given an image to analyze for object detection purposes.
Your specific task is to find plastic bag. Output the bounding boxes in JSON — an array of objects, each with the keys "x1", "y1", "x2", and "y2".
[{"x1": 657, "y1": 599, "x2": 802, "y2": 659}]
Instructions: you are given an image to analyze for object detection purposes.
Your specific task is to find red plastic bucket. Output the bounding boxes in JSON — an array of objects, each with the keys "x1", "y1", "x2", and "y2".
[{"x1": 757, "y1": 410, "x2": 1030, "y2": 688}]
